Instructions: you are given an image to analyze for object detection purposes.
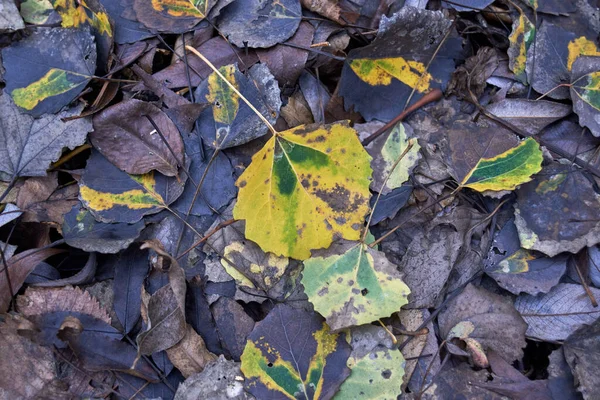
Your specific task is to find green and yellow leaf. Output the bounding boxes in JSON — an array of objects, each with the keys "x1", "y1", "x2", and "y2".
[
  {"x1": 79, "y1": 150, "x2": 185, "y2": 223},
  {"x1": 349, "y1": 58, "x2": 433, "y2": 93},
  {"x1": 573, "y1": 71, "x2": 600, "y2": 111},
  {"x1": 302, "y1": 243, "x2": 410, "y2": 331},
  {"x1": 53, "y1": 0, "x2": 112, "y2": 35},
  {"x1": 151, "y1": 0, "x2": 209, "y2": 19},
  {"x1": 241, "y1": 304, "x2": 351, "y2": 400},
  {"x1": 20, "y1": 0, "x2": 58, "y2": 24},
  {"x1": 233, "y1": 122, "x2": 372, "y2": 260},
  {"x1": 460, "y1": 137, "x2": 543, "y2": 192},
  {"x1": 334, "y1": 348, "x2": 405, "y2": 400},
  {"x1": 508, "y1": 13, "x2": 535, "y2": 84}
]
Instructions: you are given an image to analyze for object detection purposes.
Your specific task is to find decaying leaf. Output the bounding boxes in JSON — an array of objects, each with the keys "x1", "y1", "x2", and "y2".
[
  {"x1": 335, "y1": 325, "x2": 405, "y2": 399},
  {"x1": 485, "y1": 99, "x2": 571, "y2": 136},
  {"x1": 563, "y1": 318, "x2": 600, "y2": 399},
  {"x1": 233, "y1": 121, "x2": 372, "y2": 260},
  {"x1": 340, "y1": 7, "x2": 460, "y2": 121},
  {"x1": 1, "y1": 27, "x2": 96, "y2": 116},
  {"x1": 91, "y1": 99, "x2": 186, "y2": 176},
  {"x1": 240, "y1": 304, "x2": 351, "y2": 399},
  {"x1": 211, "y1": 297, "x2": 255, "y2": 360},
  {"x1": 217, "y1": 0, "x2": 302, "y2": 48},
  {"x1": 515, "y1": 163, "x2": 600, "y2": 256},
  {"x1": 515, "y1": 283, "x2": 600, "y2": 341},
  {"x1": 194, "y1": 63, "x2": 279, "y2": 149},
  {"x1": 570, "y1": 56, "x2": 600, "y2": 137},
  {"x1": 62, "y1": 205, "x2": 145, "y2": 253},
  {"x1": 166, "y1": 325, "x2": 217, "y2": 378},
  {"x1": 0, "y1": 94, "x2": 92, "y2": 181},
  {"x1": 0, "y1": 0, "x2": 25, "y2": 32},
  {"x1": 79, "y1": 150, "x2": 185, "y2": 223},
  {"x1": 19, "y1": 0, "x2": 60, "y2": 25},
  {"x1": 133, "y1": 0, "x2": 215, "y2": 33},
  {"x1": 367, "y1": 122, "x2": 421, "y2": 195},
  {"x1": 302, "y1": 241, "x2": 410, "y2": 331},
  {"x1": 439, "y1": 284, "x2": 528, "y2": 363},
  {"x1": 486, "y1": 219, "x2": 567, "y2": 296},
  {"x1": 447, "y1": 46, "x2": 499, "y2": 99},
  {"x1": 507, "y1": 11, "x2": 535, "y2": 83}
]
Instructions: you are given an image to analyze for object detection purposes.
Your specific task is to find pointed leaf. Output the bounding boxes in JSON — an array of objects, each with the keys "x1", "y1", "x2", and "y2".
[
  {"x1": 302, "y1": 242, "x2": 410, "y2": 331},
  {"x1": 1, "y1": 27, "x2": 96, "y2": 116},
  {"x1": 240, "y1": 304, "x2": 351, "y2": 400},
  {"x1": 461, "y1": 137, "x2": 543, "y2": 192},
  {"x1": 233, "y1": 122, "x2": 372, "y2": 260},
  {"x1": 79, "y1": 150, "x2": 185, "y2": 223}
]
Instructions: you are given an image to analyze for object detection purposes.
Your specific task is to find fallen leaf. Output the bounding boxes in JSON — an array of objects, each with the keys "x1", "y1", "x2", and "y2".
[
  {"x1": 515, "y1": 283, "x2": 600, "y2": 341},
  {"x1": 419, "y1": 363, "x2": 506, "y2": 399},
  {"x1": 299, "y1": 71, "x2": 331, "y2": 124},
  {"x1": 507, "y1": 11, "x2": 535, "y2": 83},
  {"x1": 174, "y1": 355, "x2": 248, "y2": 400},
  {"x1": 524, "y1": 0, "x2": 577, "y2": 15},
  {"x1": 32, "y1": 251, "x2": 96, "y2": 288},
  {"x1": 302, "y1": 241, "x2": 410, "y2": 331},
  {"x1": 570, "y1": 56, "x2": 600, "y2": 137},
  {"x1": 0, "y1": 247, "x2": 64, "y2": 312},
  {"x1": 486, "y1": 218, "x2": 567, "y2": 295},
  {"x1": 485, "y1": 99, "x2": 572, "y2": 136},
  {"x1": 79, "y1": 150, "x2": 185, "y2": 223},
  {"x1": 0, "y1": 0, "x2": 25, "y2": 32},
  {"x1": 194, "y1": 63, "x2": 279, "y2": 149},
  {"x1": 186, "y1": 281, "x2": 223, "y2": 355},
  {"x1": 211, "y1": 297, "x2": 255, "y2": 360},
  {"x1": 0, "y1": 94, "x2": 92, "y2": 180},
  {"x1": 166, "y1": 324, "x2": 217, "y2": 378},
  {"x1": 447, "y1": 46, "x2": 499, "y2": 98},
  {"x1": 1, "y1": 27, "x2": 96, "y2": 116},
  {"x1": 281, "y1": 90, "x2": 314, "y2": 128},
  {"x1": 17, "y1": 174, "x2": 79, "y2": 225},
  {"x1": 369, "y1": 184, "x2": 412, "y2": 225},
  {"x1": 91, "y1": 99, "x2": 186, "y2": 176},
  {"x1": 340, "y1": 7, "x2": 460, "y2": 121},
  {"x1": 217, "y1": 0, "x2": 302, "y2": 48},
  {"x1": 20, "y1": 0, "x2": 60, "y2": 25},
  {"x1": 62, "y1": 205, "x2": 145, "y2": 253},
  {"x1": 444, "y1": 0, "x2": 494, "y2": 11},
  {"x1": 0, "y1": 203, "x2": 22, "y2": 228},
  {"x1": 233, "y1": 121, "x2": 372, "y2": 259},
  {"x1": 438, "y1": 284, "x2": 528, "y2": 362},
  {"x1": 547, "y1": 348, "x2": 582, "y2": 400},
  {"x1": 132, "y1": 0, "x2": 215, "y2": 33},
  {"x1": 335, "y1": 324, "x2": 405, "y2": 399},
  {"x1": 563, "y1": 318, "x2": 600, "y2": 399},
  {"x1": 240, "y1": 304, "x2": 351, "y2": 399},
  {"x1": 100, "y1": 0, "x2": 153, "y2": 44},
  {"x1": 301, "y1": 0, "x2": 341, "y2": 23},
  {"x1": 112, "y1": 246, "x2": 149, "y2": 334},
  {"x1": 515, "y1": 163, "x2": 600, "y2": 256},
  {"x1": 367, "y1": 122, "x2": 421, "y2": 195}
]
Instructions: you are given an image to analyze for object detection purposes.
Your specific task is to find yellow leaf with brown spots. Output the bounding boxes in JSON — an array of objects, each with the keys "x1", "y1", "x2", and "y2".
[{"x1": 233, "y1": 122, "x2": 372, "y2": 260}]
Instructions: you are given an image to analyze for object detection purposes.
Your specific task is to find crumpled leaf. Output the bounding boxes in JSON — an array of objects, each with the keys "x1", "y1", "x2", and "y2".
[
  {"x1": 79, "y1": 150, "x2": 185, "y2": 223},
  {"x1": 515, "y1": 163, "x2": 600, "y2": 257},
  {"x1": 563, "y1": 318, "x2": 600, "y2": 399},
  {"x1": 195, "y1": 63, "x2": 279, "y2": 149},
  {"x1": 570, "y1": 56, "x2": 600, "y2": 137},
  {"x1": 485, "y1": 99, "x2": 571, "y2": 136},
  {"x1": 133, "y1": 0, "x2": 215, "y2": 33},
  {"x1": 302, "y1": 241, "x2": 410, "y2": 331},
  {"x1": 62, "y1": 205, "x2": 145, "y2": 253},
  {"x1": 217, "y1": 0, "x2": 301, "y2": 48},
  {"x1": 486, "y1": 219, "x2": 567, "y2": 296},
  {"x1": 0, "y1": 247, "x2": 64, "y2": 313},
  {"x1": 32, "y1": 252, "x2": 97, "y2": 288},
  {"x1": 0, "y1": 93, "x2": 92, "y2": 181},
  {"x1": 340, "y1": 6, "x2": 460, "y2": 121},
  {"x1": 367, "y1": 122, "x2": 420, "y2": 195},
  {"x1": 16, "y1": 173, "x2": 79, "y2": 225},
  {"x1": 1, "y1": 27, "x2": 96, "y2": 116},
  {"x1": 334, "y1": 325, "x2": 405, "y2": 399},
  {"x1": 439, "y1": 284, "x2": 528, "y2": 363},
  {"x1": 515, "y1": 283, "x2": 600, "y2": 341},
  {"x1": 166, "y1": 324, "x2": 217, "y2": 378},
  {"x1": 91, "y1": 98, "x2": 186, "y2": 176},
  {"x1": 240, "y1": 304, "x2": 351, "y2": 400},
  {"x1": 174, "y1": 355, "x2": 248, "y2": 400},
  {"x1": 233, "y1": 121, "x2": 372, "y2": 260}
]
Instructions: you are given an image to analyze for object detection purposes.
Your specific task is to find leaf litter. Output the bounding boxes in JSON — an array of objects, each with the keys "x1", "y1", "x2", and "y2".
[{"x1": 1, "y1": 1, "x2": 600, "y2": 399}]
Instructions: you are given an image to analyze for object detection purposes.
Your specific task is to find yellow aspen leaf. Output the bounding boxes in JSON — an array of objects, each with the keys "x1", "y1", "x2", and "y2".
[{"x1": 233, "y1": 122, "x2": 372, "y2": 260}]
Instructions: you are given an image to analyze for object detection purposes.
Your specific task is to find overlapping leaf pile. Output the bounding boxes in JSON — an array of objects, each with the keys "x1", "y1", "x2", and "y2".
[{"x1": 1, "y1": 0, "x2": 600, "y2": 399}]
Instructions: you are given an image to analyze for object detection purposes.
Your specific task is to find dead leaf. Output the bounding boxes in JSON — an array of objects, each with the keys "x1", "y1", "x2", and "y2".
[
  {"x1": 280, "y1": 90, "x2": 314, "y2": 127},
  {"x1": 447, "y1": 46, "x2": 499, "y2": 99},
  {"x1": 211, "y1": 297, "x2": 254, "y2": 360},
  {"x1": 485, "y1": 99, "x2": 572, "y2": 136},
  {"x1": 563, "y1": 319, "x2": 600, "y2": 399},
  {"x1": 166, "y1": 324, "x2": 217, "y2": 378}
]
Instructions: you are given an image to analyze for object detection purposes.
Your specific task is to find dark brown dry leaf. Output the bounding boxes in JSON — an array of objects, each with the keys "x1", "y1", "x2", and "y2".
[
  {"x1": 438, "y1": 284, "x2": 528, "y2": 363},
  {"x1": 166, "y1": 324, "x2": 217, "y2": 378},
  {"x1": 447, "y1": 46, "x2": 499, "y2": 100},
  {"x1": 211, "y1": 297, "x2": 255, "y2": 360},
  {"x1": 257, "y1": 21, "x2": 315, "y2": 87},
  {"x1": 91, "y1": 99, "x2": 185, "y2": 176},
  {"x1": 113, "y1": 246, "x2": 149, "y2": 334},
  {"x1": 0, "y1": 314, "x2": 68, "y2": 398},
  {"x1": 17, "y1": 285, "x2": 111, "y2": 323},
  {"x1": 280, "y1": 90, "x2": 314, "y2": 127},
  {"x1": 0, "y1": 247, "x2": 64, "y2": 312}
]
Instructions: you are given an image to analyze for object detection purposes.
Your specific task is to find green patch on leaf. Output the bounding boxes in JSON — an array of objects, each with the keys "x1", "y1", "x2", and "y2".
[
  {"x1": 461, "y1": 137, "x2": 543, "y2": 192},
  {"x1": 241, "y1": 304, "x2": 351, "y2": 399},
  {"x1": 302, "y1": 243, "x2": 410, "y2": 331},
  {"x1": 508, "y1": 13, "x2": 535, "y2": 84}
]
